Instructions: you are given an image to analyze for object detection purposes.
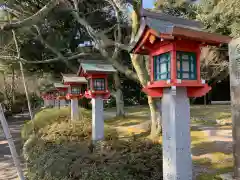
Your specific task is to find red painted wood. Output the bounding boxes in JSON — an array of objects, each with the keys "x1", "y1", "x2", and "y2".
[
  {"x1": 66, "y1": 93, "x2": 84, "y2": 100},
  {"x1": 196, "y1": 46, "x2": 201, "y2": 84},
  {"x1": 150, "y1": 56, "x2": 154, "y2": 82},
  {"x1": 57, "y1": 96, "x2": 67, "y2": 100},
  {"x1": 142, "y1": 87, "x2": 163, "y2": 97},
  {"x1": 142, "y1": 85, "x2": 211, "y2": 98},
  {"x1": 84, "y1": 90, "x2": 110, "y2": 100},
  {"x1": 134, "y1": 30, "x2": 151, "y2": 54},
  {"x1": 171, "y1": 42, "x2": 177, "y2": 82},
  {"x1": 187, "y1": 85, "x2": 212, "y2": 97},
  {"x1": 151, "y1": 43, "x2": 173, "y2": 56}
]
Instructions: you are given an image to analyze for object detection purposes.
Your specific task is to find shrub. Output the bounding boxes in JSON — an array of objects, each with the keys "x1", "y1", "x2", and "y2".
[
  {"x1": 22, "y1": 108, "x2": 163, "y2": 180},
  {"x1": 21, "y1": 107, "x2": 91, "y2": 140}
]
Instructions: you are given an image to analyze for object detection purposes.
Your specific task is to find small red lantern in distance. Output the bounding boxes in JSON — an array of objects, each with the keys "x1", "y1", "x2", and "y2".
[
  {"x1": 41, "y1": 89, "x2": 57, "y2": 100},
  {"x1": 77, "y1": 60, "x2": 116, "y2": 99},
  {"x1": 54, "y1": 83, "x2": 70, "y2": 100},
  {"x1": 62, "y1": 74, "x2": 87, "y2": 100},
  {"x1": 129, "y1": 9, "x2": 231, "y2": 98}
]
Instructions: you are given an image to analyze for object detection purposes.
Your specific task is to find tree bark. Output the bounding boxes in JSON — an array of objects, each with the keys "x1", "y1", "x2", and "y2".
[
  {"x1": 1, "y1": 0, "x2": 59, "y2": 31},
  {"x1": 19, "y1": 62, "x2": 33, "y2": 120},
  {"x1": 1, "y1": 71, "x2": 10, "y2": 110},
  {"x1": 8, "y1": 12, "x2": 34, "y2": 120},
  {"x1": 229, "y1": 38, "x2": 240, "y2": 178},
  {"x1": 10, "y1": 66, "x2": 15, "y2": 106},
  {"x1": 148, "y1": 96, "x2": 158, "y2": 138},
  {"x1": 114, "y1": 73, "x2": 125, "y2": 117},
  {"x1": 130, "y1": 6, "x2": 161, "y2": 138}
]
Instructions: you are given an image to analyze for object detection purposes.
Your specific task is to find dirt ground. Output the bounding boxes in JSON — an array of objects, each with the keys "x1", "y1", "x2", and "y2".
[{"x1": 0, "y1": 113, "x2": 28, "y2": 180}]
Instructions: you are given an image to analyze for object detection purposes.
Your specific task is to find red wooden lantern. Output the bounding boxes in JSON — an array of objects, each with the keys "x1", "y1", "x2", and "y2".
[
  {"x1": 129, "y1": 9, "x2": 231, "y2": 98},
  {"x1": 62, "y1": 74, "x2": 87, "y2": 100},
  {"x1": 77, "y1": 60, "x2": 116, "y2": 99},
  {"x1": 41, "y1": 89, "x2": 57, "y2": 100},
  {"x1": 54, "y1": 83, "x2": 70, "y2": 100}
]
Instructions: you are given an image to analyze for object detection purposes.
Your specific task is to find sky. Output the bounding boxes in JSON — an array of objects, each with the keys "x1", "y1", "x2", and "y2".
[{"x1": 143, "y1": 0, "x2": 155, "y2": 8}]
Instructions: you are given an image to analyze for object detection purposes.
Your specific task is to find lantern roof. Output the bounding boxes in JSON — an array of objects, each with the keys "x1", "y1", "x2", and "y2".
[
  {"x1": 129, "y1": 9, "x2": 231, "y2": 54},
  {"x1": 77, "y1": 60, "x2": 116, "y2": 75},
  {"x1": 53, "y1": 82, "x2": 70, "y2": 88},
  {"x1": 41, "y1": 87, "x2": 57, "y2": 94},
  {"x1": 62, "y1": 74, "x2": 87, "y2": 83}
]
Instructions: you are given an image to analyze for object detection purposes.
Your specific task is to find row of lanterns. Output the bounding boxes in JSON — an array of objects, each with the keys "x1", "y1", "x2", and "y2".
[{"x1": 41, "y1": 60, "x2": 116, "y2": 106}]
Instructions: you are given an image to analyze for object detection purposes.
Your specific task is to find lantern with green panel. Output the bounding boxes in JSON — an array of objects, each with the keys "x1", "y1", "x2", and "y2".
[{"x1": 176, "y1": 52, "x2": 197, "y2": 80}]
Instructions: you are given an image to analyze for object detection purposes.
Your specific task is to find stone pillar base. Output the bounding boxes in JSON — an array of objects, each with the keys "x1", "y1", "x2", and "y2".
[
  {"x1": 162, "y1": 87, "x2": 192, "y2": 180},
  {"x1": 92, "y1": 97, "x2": 104, "y2": 142},
  {"x1": 60, "y1": 99, "x2": 66, "y2": 107},
  {"x1": 219, "y1": 173, "x2": 234, "y2": 180},
  {"x1": 71, "y1": 98, "x2": 79, "y2": 121}
]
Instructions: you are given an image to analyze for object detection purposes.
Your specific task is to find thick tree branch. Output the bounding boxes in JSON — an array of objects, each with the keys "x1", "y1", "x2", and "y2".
[
  {"x1": 32, "y1": 25, "x2": 78, "y2": 72},
  {"x1": 68, "y1": 3, "x2": 138, "y2": 81},
  {"x1": 105, "y1": 0, "x2": 122, "y2": 60},
  {"x1": 71, "y1": 9, "x2": 130, "y2": 51},
  {"x1": 99, "y1": 48, "x2": 139, "y2": 82},
  {"x1": 0, "y1": 52, "x2": 89, "y2": 64},
  {"x1": 1, "y1": 0, "x2": 60, "y2": 31}
]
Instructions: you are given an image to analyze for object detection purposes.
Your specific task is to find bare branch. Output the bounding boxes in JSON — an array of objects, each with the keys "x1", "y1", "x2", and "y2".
[
  {"x1": 99, "y1": 48, "x2": 139, "y2": 82},
  {"x1": 3, "y1": 7, "x2": 22, "y2": 17},
  {"x1": 105, "y1": 0, "x2": 122, "y2": 60},
  {"x1": 1, "y1": 0, "x2": 60, "y2": 31}
]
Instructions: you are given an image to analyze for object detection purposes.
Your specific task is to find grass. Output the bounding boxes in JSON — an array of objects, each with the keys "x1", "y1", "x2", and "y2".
[
  {"x1": 106, "y1": 104, "x2": 232, "y2": 126},
  {"x1": 190, "y1": 105, "x2": 231, "y2": 126},
  {"x1": 105, "y1": 115, "x2": 147, "y2": 127}
]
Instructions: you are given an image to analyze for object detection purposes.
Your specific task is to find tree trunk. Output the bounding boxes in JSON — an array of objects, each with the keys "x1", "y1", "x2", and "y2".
[
  {"x1": 130, "y1": 7, "x2": 161, "y2": 138},
  {"x1": 9, "y1": 11, "x2": 34, "y2": 120},
  {"x1": 19, "y1": 62, "x2": 33, "y2": 120},
  {"x1": 148, "y1": 96, "x2": 158, "y2": 138},
  {"x1": 114, "y1": 73, "x2": 125, "y2": 117},
  {"x1": 204, "y1": 95, "x2": 207, "y2": 106},
  {"x1": 2, "y1": 72, "x2": 8, "y2": 103},
  {"x1": 2, "y1": 71, "x2": 11, "y2": 111},
  {"x1": 156, "y1": 99, "x2": 162, "y2": 135},
  {"x1": 229, "y1": 38, "x2": 240, "y2": 178},
  {"x1": 10, "y1": 66, "x2": 15, "y2": 107}
]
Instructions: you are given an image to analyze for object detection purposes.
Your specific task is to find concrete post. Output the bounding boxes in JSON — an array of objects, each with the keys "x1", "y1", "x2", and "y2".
[
  {"x1": 43, "y1": 99, "x2": 47, "y2": 107},
  {"x1": 161, "y1": 87, "x2": 192, "y2": 180},
  {"x1": 54, "y1": 99, "x2": 59, "y2": 108},
  {"x1": 44, "y1": 99, "x2": 51, "y2": 107},
  {"x1": 50, "y1": 99, "x2": 55, "y2": 107},
  {"x1": 92, "y1": 96, "x2": 104, "y2": 141},
  {"x1": 60, "y1": 99, "x2": 66, "y2": 107},
  {"x1": 71, "y1": 98, "x2": 79, "y2": 121}
]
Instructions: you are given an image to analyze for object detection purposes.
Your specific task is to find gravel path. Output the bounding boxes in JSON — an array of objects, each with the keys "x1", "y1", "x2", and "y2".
[{"x1": 0, "y1": 113, "x2": 29, "y2": 180}]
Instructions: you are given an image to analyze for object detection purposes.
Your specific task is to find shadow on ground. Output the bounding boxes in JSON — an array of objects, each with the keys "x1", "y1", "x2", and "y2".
[{"x1": 192, "y1": 141, "x2": 232, "y2": 156}]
